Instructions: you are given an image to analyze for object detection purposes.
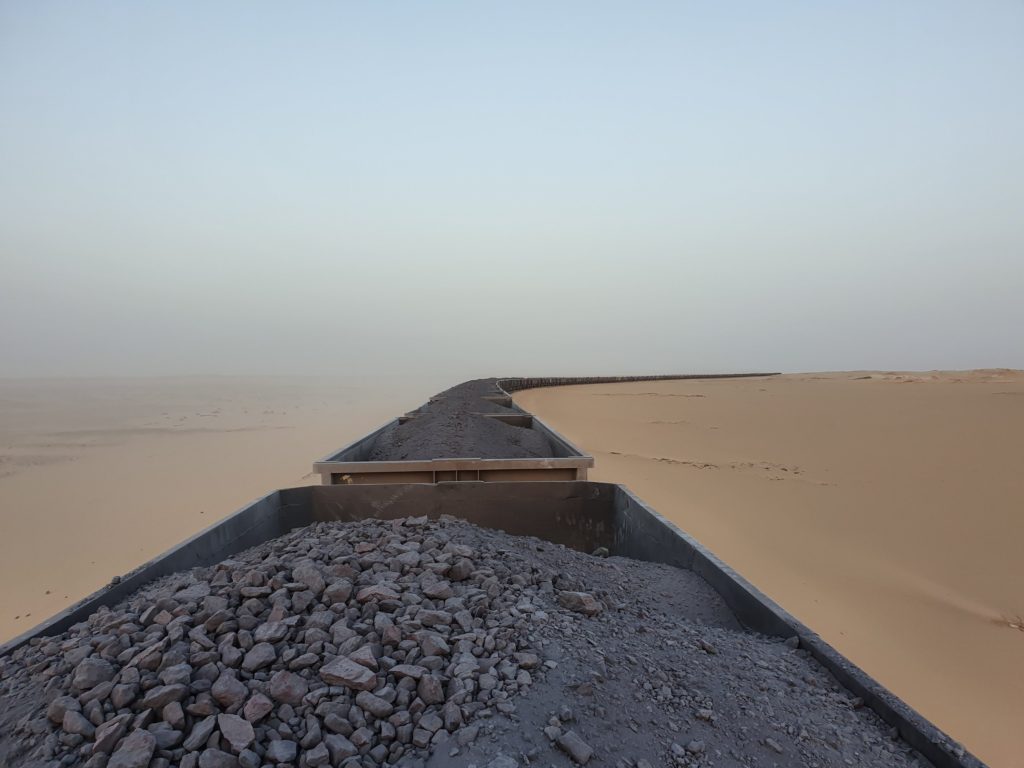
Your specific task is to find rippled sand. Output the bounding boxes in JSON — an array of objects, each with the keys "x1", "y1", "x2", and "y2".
[
  {"x1": 516, "y1": 370, "x2": 1024, "y2": 768},
  {"x1": 0, "y1": 375, "x2": 439, "y2": 645}
]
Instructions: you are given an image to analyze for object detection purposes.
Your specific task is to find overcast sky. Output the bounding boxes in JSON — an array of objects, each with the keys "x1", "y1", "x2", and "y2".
[{"x1": 1, "y1": 1, "x2": 1021, "y2": 378}]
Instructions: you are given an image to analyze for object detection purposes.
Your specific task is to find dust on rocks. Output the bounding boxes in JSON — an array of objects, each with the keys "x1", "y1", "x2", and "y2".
[
  {"x1": 366, "y1": 381, "x2": 552, "y2": 461},
  {"x1": 1, "y1": 515, "x2": 930, "y2": 768}
]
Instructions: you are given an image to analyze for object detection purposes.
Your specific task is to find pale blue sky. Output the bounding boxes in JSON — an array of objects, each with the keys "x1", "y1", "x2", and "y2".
[{"x1": 1, "y1": 1, "x2": 1022, "y2": 377}]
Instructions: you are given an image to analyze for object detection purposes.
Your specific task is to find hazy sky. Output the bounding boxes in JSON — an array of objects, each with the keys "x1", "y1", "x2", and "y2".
[{"x1": 2, "y1": 1, "x2": 1022, "y2": 378}]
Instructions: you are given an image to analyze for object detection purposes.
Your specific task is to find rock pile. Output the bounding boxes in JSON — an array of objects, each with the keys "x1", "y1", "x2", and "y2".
[
  {"x1": 1, "y1": 515, "x2": 939, "y2": 768},
  {"x1": 0, "y1": 516, "x2": 550, "y2": 768},
  {"x1": 365, "y1": 380, "x2": 553, "y2": 461}
]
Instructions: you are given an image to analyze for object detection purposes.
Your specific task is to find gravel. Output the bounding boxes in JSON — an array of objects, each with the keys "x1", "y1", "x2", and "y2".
[
  {"x1": 0, "y1": 516, "x2": 931, "y2": 768},
  {"x1": 365, "y1": 380, "x2": 554, "y2": 461}
]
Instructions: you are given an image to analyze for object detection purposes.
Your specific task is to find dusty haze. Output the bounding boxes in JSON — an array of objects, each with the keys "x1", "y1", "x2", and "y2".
[{"x1": 2, "y1": 2, "x2": 1023, "y2": 379}]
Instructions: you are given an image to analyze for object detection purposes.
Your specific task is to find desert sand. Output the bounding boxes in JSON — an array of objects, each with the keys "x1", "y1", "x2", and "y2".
[
  {"x1": 0, "y1": 375, "x2": 440, "y2": 646},
  {"x1": 516, "y1": 371, "x2": 1024, "y2": 767}
]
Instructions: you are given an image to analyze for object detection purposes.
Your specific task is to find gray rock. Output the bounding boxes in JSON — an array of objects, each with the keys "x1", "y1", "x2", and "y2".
[
  {"x1": 396, "y1": 550, "x2": 421, "y2": 568},
  {"x1": 423, "y1": 581, "x2": 453, "y2": 600},
  {"x1": 324, "y1": 733, "x2": 358, "y2": 763},
  {"x1": 479, "y1": 674, "x2": 497, "y2": 691},
  {"x1": 140, "y1": 684, "x2": 188, "y2": 709},
  {"x1": 319, "y1": 656, "x2": 376, "y2": 690},
  {"x1": 220, "y1": 645, "x2": 243, "y2": 668},
  {"x1": 556, "y1": 730, "x2": 594, "y2": 764},
  {"x1": 292, "y1": 589, "x2": 316, "y2": 613},
  {"x1": 162, "y1": 701, "x2": 185, "y2": 729},
  {"x1": 93, "y1": 714, "x2": 131, "y2": 754},
  {"x1": 243, "y1": 692, "x2": 274, "y2": 722},
  {"x1": 198, "y1": 748, "x2": 238, "y2": 768},
  {"x1": 107, "y1": 728, "x2": 156, "y2": 768},
  {"x1": 288, "y1": 652, "x2": 319, "y2": 670},
  {"x1": 355, "y1": 584, "x2": 400, "y2": 603},
  {"x1": 149, "y1": 724, "x2": 184, "y2": 750},
  {"x1": 442, "y1": 700, "x2": 463, "y2": 731},
  {"x1": 417, "y1": 610, "x2": 452, "y2": 627},
  {"x1": 159, "y1": 662, "x2": 193, "y2": 686},
  {"x1": 82, "y1": 680, "x2": 115, "y2": 706},
  {"x1": 110, "y1": 683, "x2": 137, "y2": 708},
  {"x1": 307, "y1": 611, "x2": 335, "y2": 632},
  {"x1": 513, "y1": 652, "x2": 539, "y2": 669},
  {"x1": 175, "y1": 581, "x2": 211, "y2": 602},
  {"x1": 63, "y1": 710, "x2": 96, "y2": 738},
  {"x1": 265, "y1": 739, "x2": 298, "y2": 764},
  {"x1": 323, "y1": 712, "x2": 352, "y2": 735},
  {"x1": 411, "y1": 727, "x2": 431, "y2": 748},
  {"x1": 419, "y1": 634, "x2": 450, "y2": 657},
  {"x1": 269, "y1": 670, "x2": 308, "y2": 705},
  {"x1": 417, "y1": 675, "x2": 444, "y2": 704},
  {"x1": 241, "y1": 642, "x2": 276, "y2": 672},
  {"x1": 448, "y1": 558, "x2": 474, "y2": 581},
  {"x1": 390, "y1": 664, "x2": 427, "y2": 680},
  {"x1": 211, "y1": 673, "x2": 248, "y2": 708},
  {"x1": 699, "y1": 639, "x2": 718, "y2": 655},
  {"x1": 350, "y1": 726, "x2": 373, "y2": 748},
  {"x1": 84, "y1": 695, "x2": 103, "y2": 725},
  {"x1": 349, "y1": 644, "x2": 378, "y2": 670},
  {"x1": 330, "y1": 622, "x2": 356, "y2": 646},
  {"x1": 217, "y1": 713, "x2": 255, "y2": 752},
  {"x1": 47, "y1": 695, "x2": 81, "y2": 725},
  {"x1": 419, "y1": 713, "x2": 443, "y2": 733},
  {"x1": 557, "y1": 592, "x2": 602, "y2": 616},
  {"x1": 292, "y1": 561, "x2": 326, "y2": 594},
  {"x1": 355, "y1": 690, "x2": 393, "y2": 718},
  {"x1": 182, "y1": 715, "x2": 218, "y2": 751},
  {"x1": 253, "y1": 621, "x2": 289, "y2": 643},
  {"x1": 66, "y1": 644, "x2": 93, "y2": 665},
  {"x1": 73, "y1": 658, "x2": 116, "y2": 692},
  {"x1": 323, "y1": 579, "x2": 353, "y2": 604},
  {"x1": 306, "y1": 742, "x2": 330, "y2": 766},
  {"x1": 205, "y1": 610, "x2": 233, "y2": 632},
  {"x1": 300, "y1": 715, "x2": 323, "y2": 749}
]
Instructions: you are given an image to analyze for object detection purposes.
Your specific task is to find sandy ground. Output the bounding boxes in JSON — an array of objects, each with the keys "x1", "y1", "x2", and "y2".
[
  {"x1": 516, "y1": 370, "x2": 1024, "y2": 768},
  {"x1": 0, "y1": 375, "x2": 442, "y2": 646}
]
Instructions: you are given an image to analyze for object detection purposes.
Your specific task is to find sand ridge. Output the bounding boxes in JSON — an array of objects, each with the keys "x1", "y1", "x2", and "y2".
[{"x1": 515, "y1": 370, "x2": 1024, "y2": 768}]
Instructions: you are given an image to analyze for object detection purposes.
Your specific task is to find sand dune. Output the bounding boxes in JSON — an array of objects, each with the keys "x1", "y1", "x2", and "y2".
[
  {"x1": 0, "y1": 375, "x2": 439, "y2": 645},
  {"x1": 516, "y1": 370, "x2": 1024, "y2": 768}
]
